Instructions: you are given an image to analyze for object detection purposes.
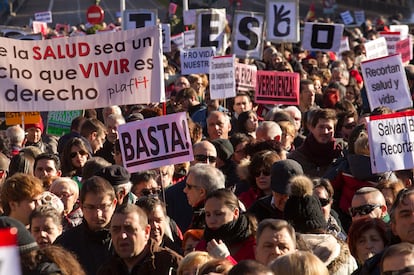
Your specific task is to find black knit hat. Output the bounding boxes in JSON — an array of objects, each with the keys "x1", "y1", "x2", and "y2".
[
  {"x1": 0, "y1": 216, "x2": 39, "y2": 254},
  {"x1": 271, "y1": 159, "x2": 303, "y2": 194},
  {"x1": 96, "y1": 164, "x2": 131, "y2": 186},
  {"x1": 211, "y1": 139, "x2": 234, "y2": 161}
]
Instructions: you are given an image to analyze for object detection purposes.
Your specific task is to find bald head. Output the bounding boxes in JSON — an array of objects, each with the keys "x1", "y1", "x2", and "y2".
[
  {"x1": 192, "y1": 141, "x2": 217, "y2": 166},
  {"x1": 256, "y1": 121, "x2": 282, "y2": 142}
]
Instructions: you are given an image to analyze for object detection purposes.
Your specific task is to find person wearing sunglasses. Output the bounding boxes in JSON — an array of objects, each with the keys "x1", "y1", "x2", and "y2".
[
  {"x1": 381, "y1": 242, "x2": 414, "y2": 275},
  {"x1": 61, "y1": 137, "x2": 91, "y2": 188},
  {"x1": 350, "y1": 187, "x2": 389, "y2": 223}
]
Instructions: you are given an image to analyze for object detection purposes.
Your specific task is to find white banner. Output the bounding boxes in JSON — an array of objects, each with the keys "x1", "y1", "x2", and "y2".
[
  {"x1": 368, "y1": 110, "x2": 414, "y2": 173},
  {"x1": 231, "y1": 11, "x2": 264, "y2": 60},
  {"x1": 266, "y1": 0, "x2": 299, "y2": 43},
  {"x1": 0, "y1": 26, "x2": 165, "y2": 111},
  {"x1": 364, "y1": 37, "x2": 388, "y2": 60},
  {"x1": 380, "y1": 31, "x2": 401, "y2": 55},
  {"x1": 361, "y1": 54, "x2": 412, "y2": 111},
  {"x1": 119, "y1": 112, "x2": 193, "y2": 173},
  {"x1": 180, "y1": 47, "x2": 216, "y2": 74},
  {"x1": 302, "y1": 22, "x2": 344, "y2": 52},
  {"x1": 209, "y1": 55, "x2": 236, "y2": 99},
  {"x1": 195, "y1": 9, "x2": 227, "y2": 55}
]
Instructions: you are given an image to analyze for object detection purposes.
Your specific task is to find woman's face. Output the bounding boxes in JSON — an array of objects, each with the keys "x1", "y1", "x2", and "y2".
[
  {"x1": 254, "y1": 166, "x2": 272, "y2": 194},
  {"x1": 30, "y1": 216, "x2": 63, "y2": 248},
  {"x1": 70, "y1": 145, "x2": 88, "y2": 168},
  {"x1": 232, "y1": 142, "x2": 248, "y2": 164},
  {"x1": 313, "y1": 79, "x2": 323, "y2": 94},
  {"x1": 205, "y1": 197, "x2": 238, "y2": 230},
  {"x1": 245, "y1": 113, "x2": 258, "y2": 132},
  {"x1": 355, "y1": 228, "x2": 385, "y2": 264}
]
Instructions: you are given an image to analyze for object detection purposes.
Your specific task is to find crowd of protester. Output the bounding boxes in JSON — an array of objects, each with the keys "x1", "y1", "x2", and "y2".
[{"x1": 0, "y1": 3, "x2": 414, "y2": 275}]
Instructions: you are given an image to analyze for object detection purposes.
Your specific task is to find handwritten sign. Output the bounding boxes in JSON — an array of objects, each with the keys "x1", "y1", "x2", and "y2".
[
  {"x1": 209, "y1": 55, "x2": 236, "y2": 99},
  {"x1": 235, "y1": 62, "x2": 257, "y2": 92},
  {"x1": 368, "y1": 110, "x2": 414, "y2": 173},
  {"x1": 361, "y1": 54, "x2": 412, "y2": 111},
  {"x1": 0, "y1": 26, "x2": 165, "y2": 111},
  {"x1": 255, "y1": 70, "x2": 299, "y2": 105},
  {"x1": 119, "y1": 112, "x2": 193, "y2": 173}
]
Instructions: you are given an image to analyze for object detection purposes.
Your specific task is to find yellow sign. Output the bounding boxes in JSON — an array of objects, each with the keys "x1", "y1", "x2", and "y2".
[{"x1": 5, "y1": 112, "x2": 41, "y2": 125}]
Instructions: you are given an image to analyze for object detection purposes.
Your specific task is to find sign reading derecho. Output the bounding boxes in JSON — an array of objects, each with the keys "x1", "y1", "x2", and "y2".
[
  {"x1": 255, "y1": 70, "x2": 299, "y2": 105},
  {"x1": 0, "y1": 26, "x2": 164, "y2": 112},
  {"x1": 361, "y1": 54, "x2": 412, "y2": 111},
  {"x1": 119, "y1": 112, "x2": 193, "y2": 173},
  {"x1": 368, "y1": 110, "x2": 414, "y2": 173}
]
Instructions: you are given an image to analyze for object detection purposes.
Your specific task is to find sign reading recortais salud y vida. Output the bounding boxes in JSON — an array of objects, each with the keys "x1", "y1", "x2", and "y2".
[
  {"x1": 180, "y1": 47, "x2": 216, "y2": 75},
  {"x1": 118, "y1": 112, "x2": 193, "y2": 173},
  {"x1": 255, "y1": 70, "x2": 300, "y2": 105},
  {"x1": 361, "y1": 53, "x2": 412, "y2": 111},
  {"x1": 368, "y1": 110, "x2": 414, "y2": 173},
  {"x1": 209, "y1": 55, "x2": 236, "y2": 100},
  {"x1": 0, "y1": 26, "x2": 165, "y2": 112}
]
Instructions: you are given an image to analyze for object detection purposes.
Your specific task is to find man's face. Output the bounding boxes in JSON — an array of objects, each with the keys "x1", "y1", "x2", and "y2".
[
  {"x1": 183, "y1": 172, "x2": 205, "y2": 207},
  {"x1": 191, "y1": 142, "x2": 217, "y2": 166},
  {"x1": 351, "y1": 193, "x2": 385, "y2": 222},
  {"x1": 391, "y1": 193, "x2": 414, "y2": 243},
  {"x1": 309, "y1": 118, "x2": 335, "y2": 144},
  {"x1": 148, "y1": 205, "x2": 167, "y2": 246},
  {"x1": 50, "y1": 182, "x2": 77, "y2": 214},
  {"x1": 340, "y1": 117, "x2": 356, "y2": 142},
  {"x1": 90, "y1": 132, "x2": 106, "y2": 153},
  {"x1": 10, "y1": 195, "x2": 42, "y2": 226},
  {"x1": 110, "y1": 212, "x2": 150, "y2": 259},
  {"x1": 300, "y1": 84, "x2": 315, "y2": 108},
  {"x1": 81, "y1": 193, "x2": 116, "y2": 231},
  {"x1": 313, "y1": 187, "x2": 331, "y2": 221},
  {"x1": 175, "y1": 77, "x2": 190, "y2": 92},
  {"x1": 30, "y1": 216, "x2": 63, "y2": 248},
  {"x1": 255, "y1": 227, "x2": 296, "y2": 265},
  {"x1": 106, "y1": 119, "x2": 121, "y2": 143},
  {"x1": 207, "y1": 113, "x2": 231, "y2": 140},
  {"x1": 34, "y1": 159, "x2": 61, "y2": 180},
  {"x1": 233, "y1": 95, "x2": 252, "y2": 115},
  {"x1": 382, "y1": 254, "x2": 414, "y2": 275}
]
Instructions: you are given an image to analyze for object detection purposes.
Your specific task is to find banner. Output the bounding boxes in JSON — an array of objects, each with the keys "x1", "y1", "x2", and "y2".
[
  {"x1": 380, "y1": 31, "x2": 401, "y2": 55},
  {"x1": 119, "y1": 112, "x2": 193, "y2": 173},
  {"x1": 255, "y1": 70, "x2": 299, "y2": 105},
  {"x1": 47, "y1": 110, "x2": 83, "y2": 136},
  {"x1": 235, "y1": 62, "x2": 257, "y2": 92},
  {"x1": 361, "y1": 54, "x2": 412, "y2": 111},
  {"x1": 180, "y1": 47, "x2": 216, "y2": 74},
  {"x1": 209, "y1": 55, "x2": 236, "y2": 99},
  {"x1": 0, "y1": 26, "x2": 165, "y2": 112},
  {"x1": 231, "y1": 11, "x2": 264, "y2": 60},
  {"x1": 266, "y1": 0, "x2": 299, "y2": 43},
  {"x1": 368, "y1": 110, "x2": 414, "y2": 173}
]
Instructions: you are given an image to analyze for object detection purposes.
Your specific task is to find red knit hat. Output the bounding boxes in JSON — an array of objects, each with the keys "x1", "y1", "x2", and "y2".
[{"x1": 25, "y1": 119, "x2": 44, "y2": 133}]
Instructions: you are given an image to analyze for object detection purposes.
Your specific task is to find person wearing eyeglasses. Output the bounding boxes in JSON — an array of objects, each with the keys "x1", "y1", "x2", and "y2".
[
  {"x1": 380, "y1": 242, "x2": 414, "y2": 275},
  {"x1": 130, "y1": 170, "x2": 160, "y2": 199},
  {"x1": 54, "y1": 176, "x2": 117, "y2": 275},
  {"x1": 350, "y1": 187, "x2": 389, "y2": 223}
]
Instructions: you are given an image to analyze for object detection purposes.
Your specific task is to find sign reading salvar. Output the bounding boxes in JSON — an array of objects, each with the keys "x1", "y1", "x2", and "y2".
[{"x1": 119, "y1": 112, "x2": 193, "y2": 173}]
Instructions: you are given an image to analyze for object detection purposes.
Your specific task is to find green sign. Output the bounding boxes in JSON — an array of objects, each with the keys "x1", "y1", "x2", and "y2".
[{"x1": 47, "y1": 110, "x2": 83, "y2": 136}]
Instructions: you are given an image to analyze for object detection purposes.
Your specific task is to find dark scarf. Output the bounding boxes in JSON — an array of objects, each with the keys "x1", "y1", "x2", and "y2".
[
  {"x1": 203, "y1": 214, "x2": 250, "y2": 247},
  {"x1": 300, "y1": 134, "x2": 342, "y2": 166}
]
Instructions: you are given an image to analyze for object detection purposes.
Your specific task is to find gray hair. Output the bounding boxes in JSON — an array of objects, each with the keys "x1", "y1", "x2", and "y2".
[{"x1": 188, "y1": 163, "x2": 225, "y2": 194}]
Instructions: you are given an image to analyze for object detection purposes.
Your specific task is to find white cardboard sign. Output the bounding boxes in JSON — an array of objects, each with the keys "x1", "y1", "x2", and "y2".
[
  {"x1": 235, "y1": 62, "x2": 257, "y2": 92},
  {"x1": 209, "y1": 55, "x2": 236, "y2": 99},
  {"x1": 380, "y1": 31, "x2": 401, "y2": 55},
  {"x1": 368, "y1": 110, "x2": 414, "y2": 173},
  {"x1": 123, "y1": 9, "x2": 157, "y2": 30},
  {"x1": 119, "y1": 112, "x2": 193, "y2": 173},
  {"x1": 180, "y1": 47, "x2": 216, "y2": 74},
  {"x1": 195, "y1": 9, "x2": 227, "y2": 55},
  {"x1": 361, "y1": 54, "x2": 412, "y2": 111},
  {"x1": 302, "y1": 22, "x2": 344, "y2": 52},
  {"x1": 364, "y1": 37, "x2": 389, "y2": 60},
  {"x1": 231, "y1": 11, "x2": 265, "y2": 60},
  {"x1": 265, "y1": 0, "x2": 299, "y2": 43},
  {"x1": 34, "y1": 11, "x2": 52, "y2": 23},
  {"x1": 340, "y1": 11, "x2": 354, "y2": 25}
]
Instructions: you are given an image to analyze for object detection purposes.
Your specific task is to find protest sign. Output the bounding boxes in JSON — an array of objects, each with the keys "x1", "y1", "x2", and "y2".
[
  {"x1": 340, "y1": 11, "x2": 354, "y2": 25},
  {"x1": 0, "y1": 228, "x2": 21, "y2": 275},
  {"x1": 235, "y1": 62, "x2": 257, "y2": 93},
  {"x1": 337, "y1": 36, "x2": 350, "y2": 55},
  {"x1": 161, "y1": 24, "x2": 171, "y2": 53},
  {"x1": 390, "y1": 25, "x2": 409, "y2": 39},
  {"x1": 34, "y1": 11, "x2": 52, "y2": 23},
  {"x1": 361, "y1": 54, "x2": 412, "y2": 111},
  {"x1": 354, "y1": 10, "x2": 365, "y2": 26},
  {"x1": 231, "y1": 11, "x2": 264, "y2": 60},
  {"x1": 380, "y1": 31, "x2": 401, "y2": 55},
  {"x1": 0, "y1": 26, "x2": 165, "y2": 112},
  {"x1": 395, "y1": 36, "x2": 413, "y2": 63},
  {"x1": 171, "y1": 33, "x2": 184, "y2": 50},
  {"x1": 364, "y1": 37, "x2": 388, "y2": 60},
  {"x1": 180, "y1": 47, "x2": 216, "y2": 74},
  {"x1": 255, "y1": 70, "x2": 299, "y2": 105},
  {"x1": 209, "y1": 55, "x2": 236, "y2": 99},
  {"x1": 122, "y1": 9, "x2": 157, "y2": 30},
  {"x1": 5, "y1": 112, "x2": 41, "y2": 125},
  {"x1": 184, "y1": 29, "x2": 195, "y2": 48},
  {"x1": 47, "y1": 110, "x2": 83, "y2": 136},
  {"x1": 302, "y1": 22, "x2": 344, "y2": 52},
  {"x1": 119, "y1": 112, "x2": 193, "y2": 173},
  {"x1": 368, "y1": 110, "x2": 414, "y2": 173},
  {"x1": 195, "y1": 9, "x2": 227, "y2": 55},
  {"x1": 32, "y1": 21, "x2": 48, "y2": 36},
  {"x1": 183, "y1": 9, "x2": 197, "y2": 26},
  {"x1": 266, "y1": 0, "x2": 299, "y2": 43}
]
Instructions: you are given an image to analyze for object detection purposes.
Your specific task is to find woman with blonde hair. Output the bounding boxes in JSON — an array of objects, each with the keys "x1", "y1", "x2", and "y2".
[
  {"x1": 177, "y1": 251, "x2": 212, "y2": 275},
  {"x1": 270, "y1": 251, "x2": 329, "y2": 275}
]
